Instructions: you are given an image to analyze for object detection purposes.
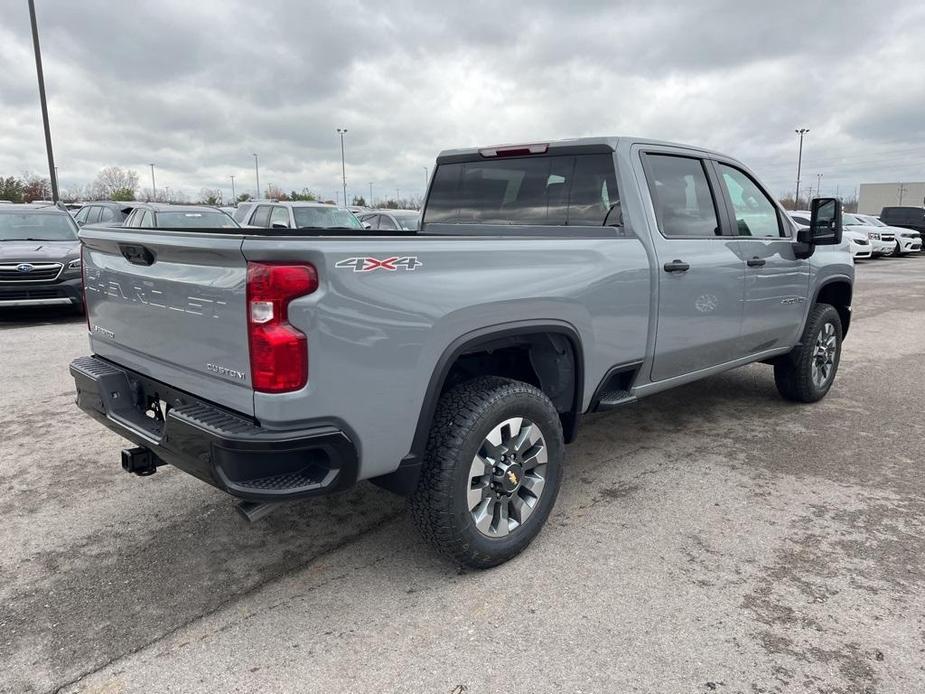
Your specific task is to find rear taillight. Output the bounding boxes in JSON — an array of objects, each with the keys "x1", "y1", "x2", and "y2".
[
  {"x1": 246, "y1": 262, "x2": 318, "y2": 393},
  {"x1": 81, "y1": 244, "x2": 89, "y2": 331}
]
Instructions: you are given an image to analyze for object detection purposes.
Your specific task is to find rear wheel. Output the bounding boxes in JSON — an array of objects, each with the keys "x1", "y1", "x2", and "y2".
[
  {"x1": 409, "y1": 376, "x2": 564, "y2": 569},
  {"x1": 774, "y1": 303, "x2": 842, "y2": 403}
]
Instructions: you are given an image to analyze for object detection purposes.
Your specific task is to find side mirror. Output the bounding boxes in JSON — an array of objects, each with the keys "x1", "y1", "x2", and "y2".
[
  {"x1": 362, "y1": 222, "x2": 372, "y2": 230},
  {"x1": 806, "y1": 197, "x2": 842, "y2": 245}
]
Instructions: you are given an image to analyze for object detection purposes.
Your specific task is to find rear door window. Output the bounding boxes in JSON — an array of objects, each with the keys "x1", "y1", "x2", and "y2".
[
  {"x1": 99, "y1": 207, "x2": 116, "y2": 222},
  {"x1": 378, "y1": 214, "x2": 398, "y2": 230},
  {"x1": 423, "y1": 153, "x2": 618, "y2": 227},
  {"x1": 643, "y1": 154, "x2": 721, "y2": 238},
  {"x1": 74, "y1": 206, "x2": 90, "y2": 223},
  {"x1": 360, "y1": 214, "x2": 379, "y2": 229},
  {"x1": 269, "y1": 206, "x2": 290, "y2": 228},
  {"x1": 85, "y1": 206, "x2": 102, "y2": 224},
  {"x1": 251, "y1": 205, "x2": 272, "y2": 227}
]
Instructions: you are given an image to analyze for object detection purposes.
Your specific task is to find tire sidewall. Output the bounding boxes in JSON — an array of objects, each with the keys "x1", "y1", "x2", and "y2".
[
  {"x1": 448, "y1": 388, "x2": 564, "y2": 563},
  {"x1": 802, "y1": 306, "x2": 843, "y2": 398}
]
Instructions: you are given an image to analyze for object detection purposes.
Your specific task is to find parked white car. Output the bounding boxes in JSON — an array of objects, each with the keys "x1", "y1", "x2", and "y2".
[
  {"x1": 789, "y1": 211, "x2": 872, "y2": 260},
  {"x1": 854, "y1": 213, "x2": 921, "y2": 255},
  {"x1": 842, "y1": 213, "x2": 895, "y2": 256}
]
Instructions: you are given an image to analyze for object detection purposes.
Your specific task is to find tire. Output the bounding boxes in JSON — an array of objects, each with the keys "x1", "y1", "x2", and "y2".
[
  {"x1": 774, "y1": 303, "x2": 843, "y2": 403},
  {"x1": 409, "y1": 376, "x2": 564, "y2": 569},
  {"x1": 892, "y1": 241, "x2": 902, "y2": 257}
]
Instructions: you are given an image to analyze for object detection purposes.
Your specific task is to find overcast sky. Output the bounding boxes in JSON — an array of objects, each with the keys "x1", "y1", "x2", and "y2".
[{"x1": 1, "y1": 0, "x2": 924, "y2": 204}]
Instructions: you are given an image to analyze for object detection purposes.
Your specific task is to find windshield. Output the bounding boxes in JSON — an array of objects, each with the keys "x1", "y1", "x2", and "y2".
[
  {"x1": 156, "y1": 211, "x2": 238, "y2": 228},
  {"x1": 292, "y1": 206, "x2": 363, "y2": 229},
  {"x1": 842, "y1": 214, "x2": 865, "y2": 226},
  {"x1": 392, "y1": 212, "x2": 421, "y2": 230},
  {"x1": 859, "y1": 215, "x2": 885, "y2": 227},
  {"x1": 0, "y1": 212, "x2": 78, "y2": 241}
]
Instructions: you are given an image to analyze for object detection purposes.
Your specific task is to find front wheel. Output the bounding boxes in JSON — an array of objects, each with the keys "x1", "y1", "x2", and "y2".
[
  {"x1": 774, "y1": 303, "x2": 843, "y2": 403},
  {"x1": 409, "y1": 376, "x2": 564, "y2": 569}
]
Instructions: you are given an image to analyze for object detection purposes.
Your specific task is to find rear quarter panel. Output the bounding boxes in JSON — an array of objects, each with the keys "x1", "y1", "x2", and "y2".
[{"x1": 242, "y1": 234, "x2": 650, "y2": 478}]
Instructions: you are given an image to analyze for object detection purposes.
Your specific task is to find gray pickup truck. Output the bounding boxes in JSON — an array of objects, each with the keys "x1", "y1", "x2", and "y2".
[{"x1": 70, "y1": 137, "x2": 852, "y2": 568}]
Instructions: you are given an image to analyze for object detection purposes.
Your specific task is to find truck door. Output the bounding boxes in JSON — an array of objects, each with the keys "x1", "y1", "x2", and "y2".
[
  {"x1": 642, "y1": 152, "x2": 746, "y2": 381},
  {"x1": 712, "y1": 162, "x2": 810, "y2": 355}
]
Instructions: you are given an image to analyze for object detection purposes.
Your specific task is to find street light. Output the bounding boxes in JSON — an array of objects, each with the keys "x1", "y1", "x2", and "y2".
[
  {"x1": 252, "y1": 153, "x2": 260, "y2": 199},
  {"x1": 28, "y1": 0, "x2": 58, "y2": 202},
  {"x1": 815, "y1": 173, "x2": 824, "y2": 198},
  {"x1": 149, "y1": 163, "x2": 157, "y2": 201},
  {"x1": 336, "y1": 128, "x2": 348, "y2": 207},
  {"x1": 794, "y1": 128, "x2": 809, "y2": 206},
  {"x1": 230, "y1": 175, "x2": 236, "y2": 203},
  {"x1": 423, "y1": 166, "x2": 429, "y2": 194},
  {"x1": 369, "y1": 182, "x2": 373, "y2": 206}
]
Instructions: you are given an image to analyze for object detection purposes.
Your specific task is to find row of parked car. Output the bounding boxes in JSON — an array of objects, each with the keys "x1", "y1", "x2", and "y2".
[
  {"x1": 68, "y1": 199, "x2": 424, "y2": 234},
  {"x1": 788, "y1": 207, "x2": 923, "y2": 260}
]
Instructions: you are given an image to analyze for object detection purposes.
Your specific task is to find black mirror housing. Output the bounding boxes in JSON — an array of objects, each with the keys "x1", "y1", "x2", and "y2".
[{"x1": 809, "y1": 197, "x2": 842, "y2": 245}]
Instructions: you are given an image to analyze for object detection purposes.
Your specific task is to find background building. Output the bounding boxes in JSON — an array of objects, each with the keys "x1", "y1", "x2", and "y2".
[{"x1": 858, "y1": 182, "x2": 925, "y2": 215}]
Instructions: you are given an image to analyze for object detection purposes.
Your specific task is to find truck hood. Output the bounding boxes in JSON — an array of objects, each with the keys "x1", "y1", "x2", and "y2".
[{"x1": 0, "y1": 239, "x2": 80, "y2": 262}]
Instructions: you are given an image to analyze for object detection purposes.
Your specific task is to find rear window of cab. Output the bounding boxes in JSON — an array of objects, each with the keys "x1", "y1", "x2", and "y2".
[{"x1": 424, "y1": 153, "x2": 618, "y2": 227}]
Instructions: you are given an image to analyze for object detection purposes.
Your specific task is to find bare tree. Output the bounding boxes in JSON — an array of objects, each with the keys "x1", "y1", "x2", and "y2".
[
  {"x1": 91, "y1": 167, "x2": 139, "y2": 201},
  {"x1": 200, "y1": 188, "x2": 222, "y2": 205}
]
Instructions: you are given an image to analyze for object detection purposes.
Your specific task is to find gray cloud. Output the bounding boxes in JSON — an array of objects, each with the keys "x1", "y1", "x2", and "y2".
[{"x1": 1, "y1": 0, "x2": 923, "y2": 202}]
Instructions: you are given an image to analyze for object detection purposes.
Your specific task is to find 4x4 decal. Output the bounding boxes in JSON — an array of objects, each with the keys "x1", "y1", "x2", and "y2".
[{"x1": 335, "y1": 256, "x2": 422, "y2": 272}]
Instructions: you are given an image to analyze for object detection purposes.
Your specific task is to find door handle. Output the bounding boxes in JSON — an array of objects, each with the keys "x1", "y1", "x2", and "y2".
[
  {"x1": 663, "y1": 260, "x2": 690, "y2": 273},
  {"x1": 746, "y1": 257, "x2": 766, "y2": 267}
]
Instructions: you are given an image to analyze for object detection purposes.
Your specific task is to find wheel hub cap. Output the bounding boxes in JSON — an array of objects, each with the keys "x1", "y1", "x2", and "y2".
[
  {"x1": 467, "y1": 417, "x2": 548, "y2": 538},
  {"x1": 811, "y1": 322, "x2": 837, "y2": 388}
]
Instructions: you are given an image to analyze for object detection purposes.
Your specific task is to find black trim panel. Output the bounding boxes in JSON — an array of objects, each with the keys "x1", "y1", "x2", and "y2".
[
  {"x1": 70, "y1": 355, "x2": 358, "y2": 502},
  {"x1": 408, "y1": 321, "x2": 585, "y2": 461}
]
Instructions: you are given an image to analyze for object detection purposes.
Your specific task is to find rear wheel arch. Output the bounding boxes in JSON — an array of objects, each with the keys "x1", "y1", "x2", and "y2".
[{"x1": 371, "y1": 323, "x2": 584, "y2": 497}]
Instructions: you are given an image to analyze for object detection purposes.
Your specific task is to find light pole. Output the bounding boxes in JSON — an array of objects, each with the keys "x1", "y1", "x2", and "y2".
[
  {"x1": 815, "y1": 173, "x2": 823, "y2": 198},
  {"x1": 230, "y1": 175, "x2": 236, "y2": 203},
  {"x1": 252, "y1": 153, "x2": 260, "y2": 199},
  {"x1": 336, "y1": 128, "x2": 348, "y2": 207},
  {"x1": 369, "y1": 182, "x2": 373, "y2": 206},
  {"x1": 898, "y1": 182, "x2": 907, "y2": 205},
  {"x1": 164, "y1": 186, "x2": 170, "y2": 202},
  {"x1": 149, "y1": 163, "x2": 157, "y2": 201},
  {"x1": 28, "y1": 0, "x2": 58, "y2": 202},
  {"x1": 794, "y1": 128, "x2": 809, "y2": 206},
  {"x1": 423, "y1": 166, "x2": 429, "y2": 194}
]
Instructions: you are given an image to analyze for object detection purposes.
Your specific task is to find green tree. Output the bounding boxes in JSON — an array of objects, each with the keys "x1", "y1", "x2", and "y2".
[
  {"x1": 236, "y1": 193, "x2": 252, "y2": 203},
  {"x1": 0, "y1": 176, "x2": 25, "y2": 203},
  {"x1": 289, "y1": 188, "x2": 316, "y2": 201},
  {"x1": 351, "y1": 195, "x2": 367, "y2": 206},
  {"x1": 110, "y1": 187, "x2": 136, "y2": 202}
]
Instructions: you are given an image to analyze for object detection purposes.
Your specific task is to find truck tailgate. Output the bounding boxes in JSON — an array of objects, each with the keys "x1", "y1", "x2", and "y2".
[{"x1": 80, "y1": 226, "x2": 254, "y2": 416}]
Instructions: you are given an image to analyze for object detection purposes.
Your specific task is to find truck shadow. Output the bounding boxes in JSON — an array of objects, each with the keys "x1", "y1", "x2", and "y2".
[{"x1": 2, "y1": 364, "x2": 791, "y2": 691}]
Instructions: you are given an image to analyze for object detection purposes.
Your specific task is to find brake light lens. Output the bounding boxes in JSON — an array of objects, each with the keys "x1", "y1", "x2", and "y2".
[
  {"x1": 479, "y1": 143, "x2": 548, "y2": 158},
  {"x1": 246, "y1": 262, "x2": 318, "y2": 393}
]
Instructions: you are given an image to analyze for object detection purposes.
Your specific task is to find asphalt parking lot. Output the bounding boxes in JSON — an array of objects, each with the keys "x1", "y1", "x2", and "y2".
[{"x1": 1, "y1": 256, "x2": 924, "y2": 694}]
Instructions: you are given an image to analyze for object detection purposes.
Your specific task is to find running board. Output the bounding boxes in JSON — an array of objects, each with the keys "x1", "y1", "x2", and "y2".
[{"x1": 594, "y1": 390, "x2": 637, "y2": 411}]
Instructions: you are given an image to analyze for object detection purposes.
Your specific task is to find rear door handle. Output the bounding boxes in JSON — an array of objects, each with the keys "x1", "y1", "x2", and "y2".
[
  {"x1": 663, "y1": 260, "x2": 690, "y2": 273},
  {"x1": 746, "y1": 257, "x2": 766, "y2": 267}
]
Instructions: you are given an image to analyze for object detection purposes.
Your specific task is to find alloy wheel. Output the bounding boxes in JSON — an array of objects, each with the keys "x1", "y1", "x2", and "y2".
[{"x1": 467, "y1": 417, "x2": 548, "y2": 538}]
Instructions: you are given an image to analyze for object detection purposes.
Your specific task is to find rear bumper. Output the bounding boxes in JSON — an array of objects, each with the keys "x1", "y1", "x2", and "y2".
[
  {"x1": 69, "y1": 355, "x2": 358, "y2": 502},
  {"x1": 0, "y1": 277, "x2": 83, "y2": 307}
]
